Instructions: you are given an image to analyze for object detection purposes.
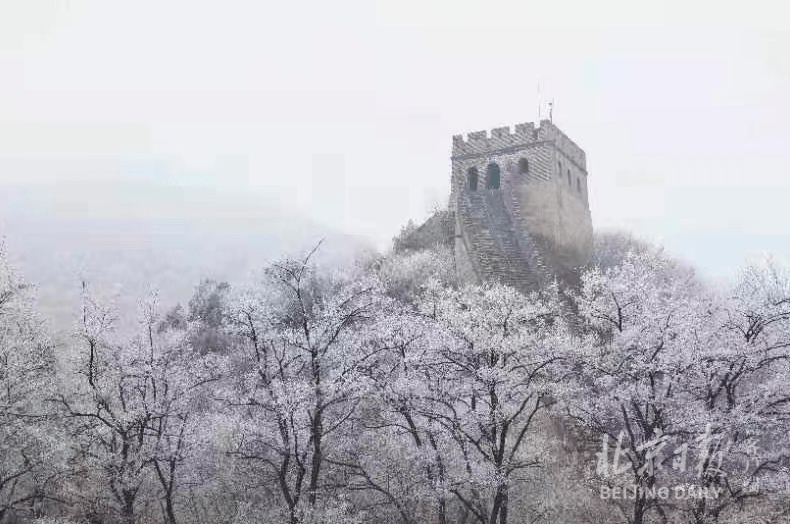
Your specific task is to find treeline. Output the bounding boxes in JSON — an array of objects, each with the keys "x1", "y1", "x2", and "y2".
[{"x1": 0, "y1": 235, "x2": 789, "y2": 524}]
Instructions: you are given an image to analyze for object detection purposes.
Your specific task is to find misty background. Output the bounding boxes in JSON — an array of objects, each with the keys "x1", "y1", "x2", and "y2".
[{"x1": 1, "y1": 0, "x2": 789, "y2": 333}]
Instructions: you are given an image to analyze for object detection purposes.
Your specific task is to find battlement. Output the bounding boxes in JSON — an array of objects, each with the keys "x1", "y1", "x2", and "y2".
[
  {"x1": 452, "y1": 120, "x2": 586, "y2": 170},
  {"x1": 452, "y1": 122, "x2": 538, "y2": 150},
  {"x1": 442, "y1": 115, "x2": 594, "y2": 294}
]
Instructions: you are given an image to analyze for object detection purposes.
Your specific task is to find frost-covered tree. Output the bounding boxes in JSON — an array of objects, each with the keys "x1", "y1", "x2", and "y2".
[
  {"x1": 376, "y1": 244, "x2": 456, "y2": 305},
  {"x1": 678, "y1": 256, "x2": 790, "y2": 524},
  {"x1": 331, "y1": 307, "x2": 450, "y2": 524},
  {"x1": 221, "y1": 246, "x2": 398, "y2": 523},
  {"x1": 568, "y1": 250, "x2": 790, "y2": 524},
  {"x1": 0, "y1": 243, "x2": 58, "y2": 521},
  {"x1": 416, "y1": 283, "x2": 570, "y2": 524},
  {"x1": 589, "y1": 230, "x2": 656, "y2": 271},
  {"x1": 53, "y1": 289, "x2": 222, "y2": 524},
  {"x1": 185, "y1": 279, "x2": 234, "y2": 354},
  {"x1": 4, "y1": 231, "x2": 789, "y2": 524},
  {"x1": 567, "y1": 250, "x2": 709, "y2": 524}
]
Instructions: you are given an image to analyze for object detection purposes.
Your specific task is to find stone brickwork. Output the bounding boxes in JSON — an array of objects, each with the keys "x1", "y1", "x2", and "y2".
[
  {"x1": 396, "y1": 210, "x2": 455, "y2": 252},
  {"x1": 398, "y1": 119, "x2": 592, "y2": 293},
  {"x1": 451, "y1": 119, "x2": 593, "y2": 291}
]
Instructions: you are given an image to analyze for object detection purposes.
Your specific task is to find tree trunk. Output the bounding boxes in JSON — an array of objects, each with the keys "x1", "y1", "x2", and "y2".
[
  {"x1": 163, "y1": 491, "x2": 178, "y2": 524},
  {"x1": 498, "y1": 489, "x2": 508, "y2": 524},
  {"x1": 308, "y1": 408, "x2": 323, "y2": 506},
  {"x1": 122, "y1": 492, "x2": 136, "y2": 524},
  {"x1": 632, "y1": 494, "x2": 645, "y2": 524}
]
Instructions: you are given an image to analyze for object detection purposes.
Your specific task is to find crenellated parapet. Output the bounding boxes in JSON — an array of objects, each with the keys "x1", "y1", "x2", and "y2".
[
  {"x1": 452, "y1": 119, "x2": 586, "y2": 170},
  {"x1": 452, "y1": 123, "x2": 537, "y2": 157}
]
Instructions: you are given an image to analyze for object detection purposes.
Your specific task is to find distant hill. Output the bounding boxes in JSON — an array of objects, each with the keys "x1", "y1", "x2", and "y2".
[{"x1": 0, "y1": 178, "x2": 372, "y2": 337}]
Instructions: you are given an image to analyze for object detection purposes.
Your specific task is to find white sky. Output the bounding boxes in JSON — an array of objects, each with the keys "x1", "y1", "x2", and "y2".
[{"x1": 1, "y1": 0, "x2": 789, "y2": 280}]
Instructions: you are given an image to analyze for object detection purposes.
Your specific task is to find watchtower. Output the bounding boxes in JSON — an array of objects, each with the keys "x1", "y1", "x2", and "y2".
[{"x1": 450, "y1": 119, "x2": 593, "y2": 290}]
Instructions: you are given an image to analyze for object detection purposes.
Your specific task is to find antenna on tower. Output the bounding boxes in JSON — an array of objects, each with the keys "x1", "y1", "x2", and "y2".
[{"x1": 548, "y1": 99, "x2": 554, "y2": 123}]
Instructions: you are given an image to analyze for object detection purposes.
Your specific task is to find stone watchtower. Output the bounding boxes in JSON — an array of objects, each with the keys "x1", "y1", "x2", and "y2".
[{"x1": 449, "y1": 119, "x2": 593, "y2": 291}]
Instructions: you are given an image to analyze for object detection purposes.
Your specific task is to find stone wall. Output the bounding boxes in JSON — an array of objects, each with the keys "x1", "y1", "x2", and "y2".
[
  {"x1": 395, "y1": 210, "x2": 454, "y2": 252},
  {"x1": 450, "y1": 119, "x2": 593, "y2": 291}
]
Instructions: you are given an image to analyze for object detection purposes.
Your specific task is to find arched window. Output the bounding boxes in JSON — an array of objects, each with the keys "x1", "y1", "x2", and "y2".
[
  {"x1": 558, "y1": 161, "x2": 562, "y2": 178},
  {"x1": 577, "y1": 178, "x2": 581, "y2": 192},
  {"x1": 486, "y1": 163, "x2": 500, "y2": 189},
  {"x1": 467, "y1": 167, "x2": 478, "y2": 191},
  {"x1": 518, "y1": 157, "x2": 529, "y2": 175},
  {"x1": 567, "y1": 169, "x2": 572, "y2": 187}
]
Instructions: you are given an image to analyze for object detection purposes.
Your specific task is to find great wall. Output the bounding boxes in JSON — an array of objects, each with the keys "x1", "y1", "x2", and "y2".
[{"x1": 401, "y1": 119, "x2": 593, "y2": 291}]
